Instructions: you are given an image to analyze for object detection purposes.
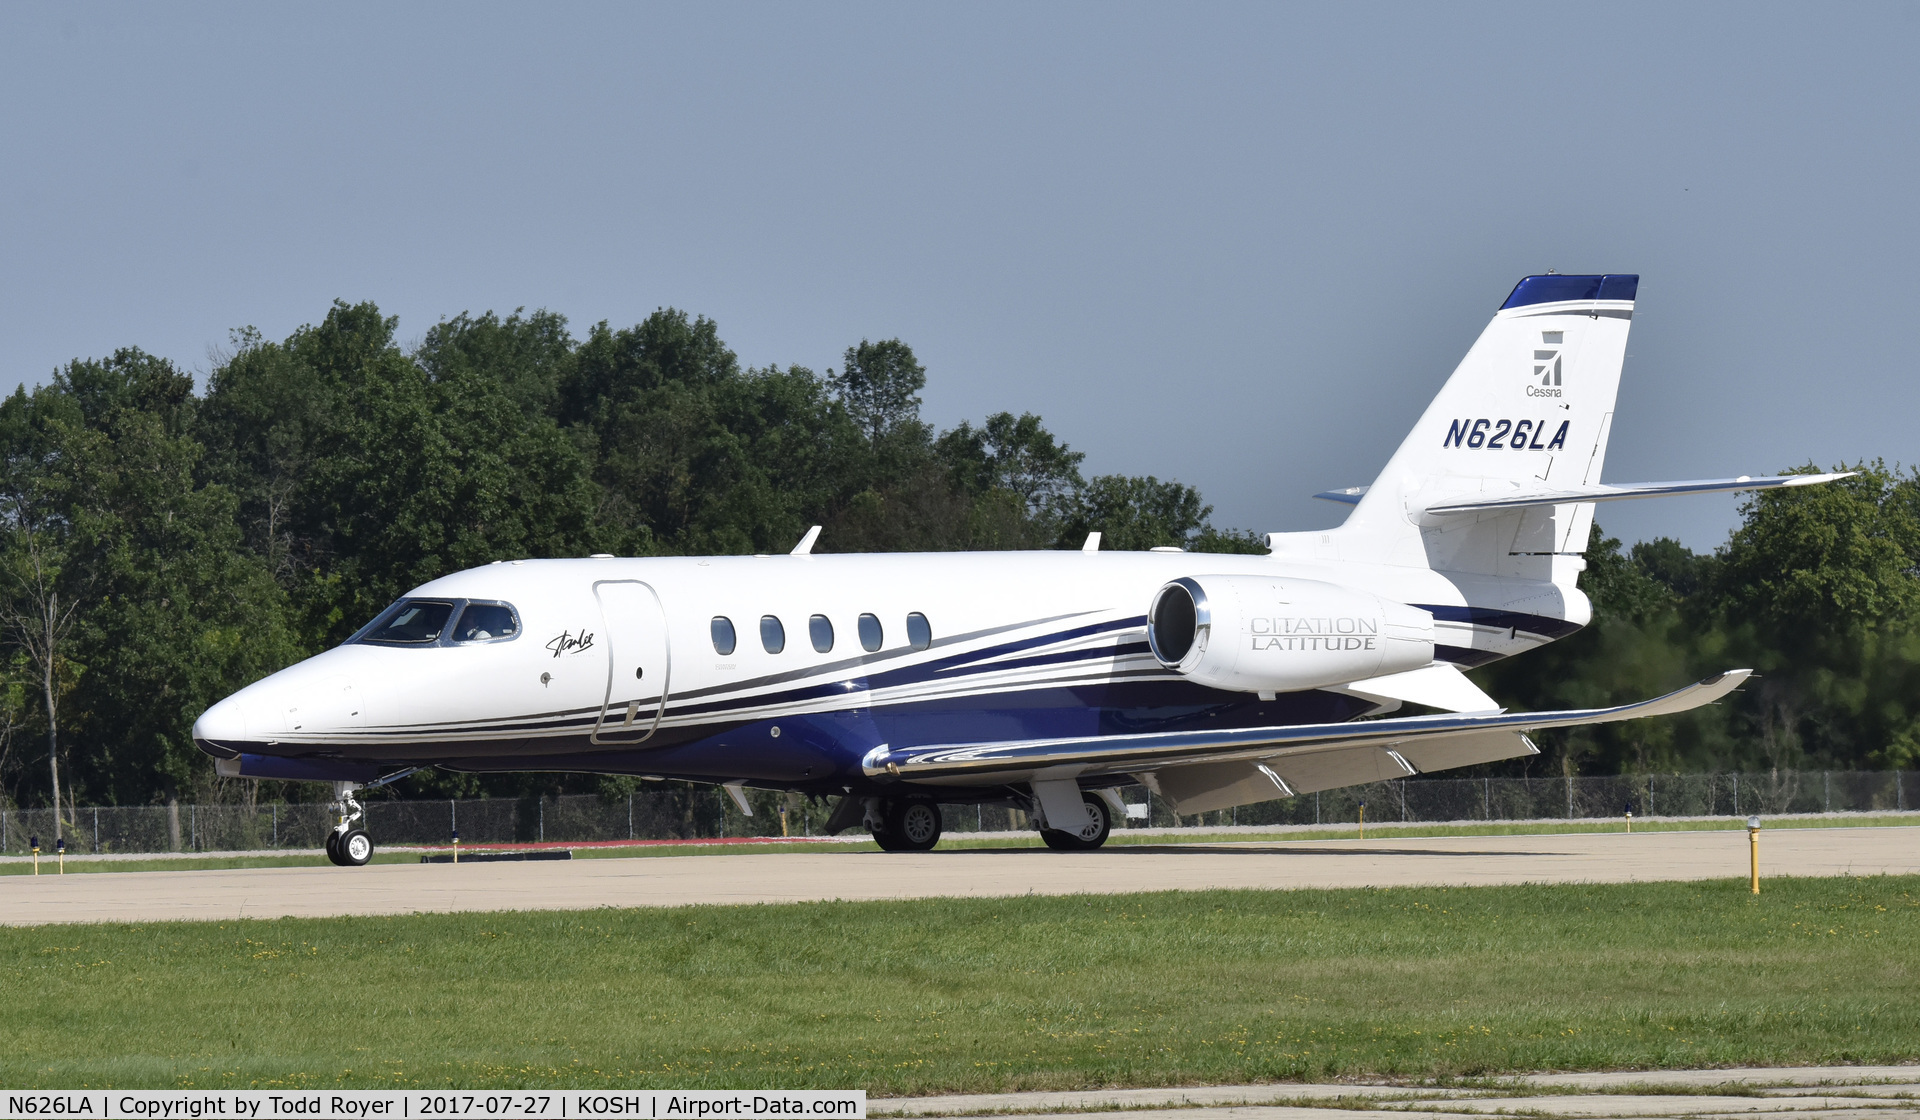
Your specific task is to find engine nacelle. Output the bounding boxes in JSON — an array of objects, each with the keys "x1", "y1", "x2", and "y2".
[{"x1": 1147, "y1": 574, "x2": 1434, "y2": 694}]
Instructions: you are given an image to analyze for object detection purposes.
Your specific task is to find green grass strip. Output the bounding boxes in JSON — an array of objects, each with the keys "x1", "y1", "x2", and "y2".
[{"x1": 1, "y1": 875, "x2": 1916, "y2": 1091}]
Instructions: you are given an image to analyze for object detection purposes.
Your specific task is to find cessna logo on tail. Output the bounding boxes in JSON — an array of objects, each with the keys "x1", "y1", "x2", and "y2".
[{"x1": 1529, "y1": 330, "x2": 1564, "y2": 397}]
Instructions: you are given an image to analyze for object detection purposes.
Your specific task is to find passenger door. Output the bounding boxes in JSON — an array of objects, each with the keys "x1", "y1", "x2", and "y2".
[{"x1": 592, "y1": 580, "x2": 671, "y2": 745}]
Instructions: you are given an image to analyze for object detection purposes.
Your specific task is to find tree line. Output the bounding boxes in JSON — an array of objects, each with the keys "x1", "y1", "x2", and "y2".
[{"x1": 0, "y1": 299, "x2": 1909, "y2": 812}]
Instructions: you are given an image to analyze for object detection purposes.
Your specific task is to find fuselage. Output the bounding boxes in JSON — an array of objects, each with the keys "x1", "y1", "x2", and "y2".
[{"x1": 192, "y1": 549, "x2": 1586, "y2": 798}]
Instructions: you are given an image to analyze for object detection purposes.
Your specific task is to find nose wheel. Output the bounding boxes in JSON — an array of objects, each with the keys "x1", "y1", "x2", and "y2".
[{"x1": 323, "y1": 781, "x2": 376, "y2": 866}]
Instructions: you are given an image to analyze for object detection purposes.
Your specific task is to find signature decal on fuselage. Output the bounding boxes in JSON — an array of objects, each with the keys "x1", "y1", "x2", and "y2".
[{"x1": 545, "y1": 629, "x2": 596, "y2": 658}]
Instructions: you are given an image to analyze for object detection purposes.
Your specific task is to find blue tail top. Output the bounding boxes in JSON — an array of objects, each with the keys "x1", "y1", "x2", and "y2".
[{"x1": 1501, "y1": 274, "x2": 1638, "y2": 309}]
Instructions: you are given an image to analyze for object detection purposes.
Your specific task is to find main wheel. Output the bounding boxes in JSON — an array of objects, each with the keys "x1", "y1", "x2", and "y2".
[
  {"x1": 324, "y1": 829, "x2": 345, "y2": 865},
  {"x1": 338, "y1": 828, "x2": 374, "y2": 866},
  {"x1": 870, "y1": 828, "x2": 906, "y2": 852},
  {"x1": 884, "y1": 800, "x2": 943, "y2": 852},
  {"x1": 1040, "y1": 794, "x2": 1111, "y2": 851}
]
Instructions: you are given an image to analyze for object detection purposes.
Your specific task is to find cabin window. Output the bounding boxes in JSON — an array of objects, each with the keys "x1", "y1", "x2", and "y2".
[
  {"x1": 711, "y1": 616, "x2": 737, "y2": 656},
  {"x1": 858, "y1": 613, "x2": 883, "y2": 652},
  {"x1": 760, "y1": 615, "x2": 786, "y2": 654},
  {"x1": 809, "y1": 614, "x2": 834, "y2": 653},
  {"x1": 906, "y1": 612, "x2": 932, "y2": 650},
  {"x1": 360, "y1": 600, "x2": 455, "y2": 646},
  {"x1": 453, "y1": 602, "x2": 519, "y2": 643}
]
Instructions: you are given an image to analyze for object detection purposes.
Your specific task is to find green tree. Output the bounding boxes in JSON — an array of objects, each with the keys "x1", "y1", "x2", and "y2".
[
  {"x1": 1060, "y1": 474, "x2": 1213, "y2": 550},
  {"x1": 829, "y1": 339, "x2": 928, "y2": 448}
]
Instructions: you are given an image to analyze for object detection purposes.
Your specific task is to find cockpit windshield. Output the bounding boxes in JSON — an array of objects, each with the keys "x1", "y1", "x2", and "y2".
[
  {"x1": 454, "y1": 602, "x2": 519, "y2": 642},
  {"x1": 359, "y1": 600, "x2": 455, "y2": 645}
]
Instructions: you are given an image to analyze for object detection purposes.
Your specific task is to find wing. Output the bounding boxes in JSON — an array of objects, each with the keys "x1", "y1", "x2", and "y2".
[{"x1": 862, "y1": 670, "x2": 1750, "y2": 783}]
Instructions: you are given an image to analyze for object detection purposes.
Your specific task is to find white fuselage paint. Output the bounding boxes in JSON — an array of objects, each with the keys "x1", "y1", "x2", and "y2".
[{"x1": 192, "y1": 548, "x2": 1583, "y2": 793}]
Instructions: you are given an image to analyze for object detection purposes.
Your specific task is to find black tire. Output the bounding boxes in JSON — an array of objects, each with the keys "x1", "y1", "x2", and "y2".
[
  {"x1": 1040, "y1": 794, "x2": 1112, "y2": 851},
  {"x1": 324, "y1": 829, "x2": 345, "y2": 865},
  {"x1": 870, "y1": 827, "x2": 906, "y2": 852},
  {"x1": 339, "y1": 828, "x2": 374, "y2": 866},
  {"x1": 884, "y1": 800, "x2": 943, "y2": 852}
]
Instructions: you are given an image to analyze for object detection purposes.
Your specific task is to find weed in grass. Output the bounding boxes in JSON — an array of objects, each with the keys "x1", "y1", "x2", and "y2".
[{"x1": 0, "y1": 877, "x2": 1915, "y2": 1092}]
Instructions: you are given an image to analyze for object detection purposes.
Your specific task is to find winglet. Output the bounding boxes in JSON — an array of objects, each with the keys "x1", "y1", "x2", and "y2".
[
  {"x1": 791, "y1": 525, "x2": 822, "y2": 556},
  {"x1": 1082, "y1": 532, "x2": 1101, "y2": 552}
]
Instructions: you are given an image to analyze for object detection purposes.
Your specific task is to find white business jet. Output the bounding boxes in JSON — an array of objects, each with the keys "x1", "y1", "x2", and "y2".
[{"x1": 194, "y1": 274, "x2": 1844, "y2": 865}]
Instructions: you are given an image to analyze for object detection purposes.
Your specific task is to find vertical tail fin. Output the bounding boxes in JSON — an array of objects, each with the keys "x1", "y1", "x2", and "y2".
[{"x1": 1315, "y1": 274, "x2": 1638, "y2": 578}]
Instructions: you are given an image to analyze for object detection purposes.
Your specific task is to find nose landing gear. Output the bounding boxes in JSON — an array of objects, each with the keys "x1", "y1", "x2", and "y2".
[
  {"x1": 324, "y1": 782, "x2": 371, "y2": 866},
  {"x1": 322, "y1": 769, "x2": 415, "y2": 867}
]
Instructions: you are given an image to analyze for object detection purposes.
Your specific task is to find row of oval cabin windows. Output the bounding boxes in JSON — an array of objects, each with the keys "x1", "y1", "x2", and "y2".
[{"x1": 710, "y1": 612, "x2": 931, "y2": 656}]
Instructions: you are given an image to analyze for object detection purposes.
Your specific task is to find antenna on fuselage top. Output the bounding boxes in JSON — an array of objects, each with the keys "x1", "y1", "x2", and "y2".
[{"x1": 791, "y1": 525, "x2": 822, "y2": 556}]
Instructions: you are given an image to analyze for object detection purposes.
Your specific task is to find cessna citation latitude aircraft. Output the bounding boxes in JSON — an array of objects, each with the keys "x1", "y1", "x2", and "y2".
[{"x1": 194, "y1": 274, "x2": 1847, "y2": 865}]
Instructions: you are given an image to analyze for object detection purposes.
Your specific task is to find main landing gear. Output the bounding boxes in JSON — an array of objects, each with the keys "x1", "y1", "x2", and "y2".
[
  {"x1": 866, "y1": 797, "x2": 944, "y2": 852},
  {"x1": 1038, "y1": 793, "x2": 1112, "y2": 851}
]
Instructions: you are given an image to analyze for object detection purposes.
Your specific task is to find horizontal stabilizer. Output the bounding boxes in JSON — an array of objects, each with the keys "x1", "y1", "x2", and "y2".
[
  {"x1": 1422, "y1": 473, "x2": 1854, "y2": 516},
  {"x1": 862, "y1": 670, "x2": 1749, "y2": 781},
  {"x1": 1313, "y1": 487, "x2": 1368, "y2": 506}
]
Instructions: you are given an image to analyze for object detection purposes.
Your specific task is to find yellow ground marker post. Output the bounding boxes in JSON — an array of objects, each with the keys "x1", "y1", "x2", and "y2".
[
  {"x1": 29, "y1": 836, "x2": 39, "y2": 876},
  {"x1": 1748, "y1": 814, "x2": 1761, "y2": 894},
  {"x1": 56, "y1": 837, "x2": 64, "y2": 874},
  {"x1": 452, "y1": 829, "x2": 460, "y2": 865},
  {"x1": 1625, "y1": 804, "x2": 1634, "y2": 833},
  {"x1": 1358, "y1": 801, "x2": 1365, "y2": 841}
]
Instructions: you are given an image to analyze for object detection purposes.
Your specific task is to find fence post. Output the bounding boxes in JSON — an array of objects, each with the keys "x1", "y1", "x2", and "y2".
[
  {"x1": 628, "y1": 793, "x2": 634, "y2": 840},
  {"x1": 93, "y1": 807, "x2": 99, "y2": 853},
  {"x1": 1733, "y1": 772, "x2": 1739, "y2": 816},
  {"x1": 1314, "y1": 790, "x2": 1319, "y2": 825},
  {"x1": 191, "y1": 804, "x2": 197, "y2": 851},
  {"x1": 273, "y1": 804, "x2": 278, "y2": 847},
  {"x1": 1648, "y1": 775, "x2": 1655, "y2": 818},
  {"x1": 1825, "y1": 771, "x2": 1830, "y2": 813},
  {"x1": 540, "y1": 799, "x2": 545, "y2": 842},
  {"x1": 1900, "y1": 771, "x2": 1906, "y2": 812},
  {"x1": 1484, "y1": 777, "x2": 1491, "y2": 820},
  {"x1": 1566, "y1": 774, "x2": 1573, "y2": 819}
]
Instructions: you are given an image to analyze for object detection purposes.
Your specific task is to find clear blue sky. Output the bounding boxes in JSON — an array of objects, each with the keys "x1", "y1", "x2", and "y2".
[{"x1": 4, "y1": 2, "x2": 1915, "y2": 551}]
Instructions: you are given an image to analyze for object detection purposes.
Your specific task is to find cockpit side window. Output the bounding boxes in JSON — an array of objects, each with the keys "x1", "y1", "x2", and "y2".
[
  {"x1": 453, "y1": 602, "x2": 520, "y2": 643},
  {"x1": 360, "y1": 600, "x2": 456, "y2": 645}
]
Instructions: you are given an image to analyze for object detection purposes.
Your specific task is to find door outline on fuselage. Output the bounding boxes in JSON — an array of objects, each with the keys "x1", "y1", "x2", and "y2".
[{"x1": 591, "y1": 579, "x2": 672, "y2": 746}]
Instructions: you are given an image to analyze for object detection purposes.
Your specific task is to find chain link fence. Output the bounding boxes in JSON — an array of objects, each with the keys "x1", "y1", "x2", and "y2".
[{"x1": 0, "y1": 769, "x2": 1911, "y2": 855}]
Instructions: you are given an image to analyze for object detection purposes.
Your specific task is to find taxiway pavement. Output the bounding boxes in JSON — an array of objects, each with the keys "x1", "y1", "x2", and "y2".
[{"x1": 2, "y1": 826, "x2": 1915, "y2": 926}]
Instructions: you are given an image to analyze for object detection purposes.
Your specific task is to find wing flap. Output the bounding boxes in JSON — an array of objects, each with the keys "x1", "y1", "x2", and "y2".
[{"x1": 864, "y1": 671, "x2": 1749, "y2": 782}]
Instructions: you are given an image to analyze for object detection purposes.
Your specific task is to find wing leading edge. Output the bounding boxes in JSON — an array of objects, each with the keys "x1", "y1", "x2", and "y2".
[{"x1": 861, "y1": 670, "x2": 1750, "y2": 782}]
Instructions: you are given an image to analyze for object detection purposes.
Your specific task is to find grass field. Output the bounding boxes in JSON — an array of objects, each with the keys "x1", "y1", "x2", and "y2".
[
  {"x1": 0, "y1": 875, "x2": 1915, "y2": 1091},
  {"x1": 3, "y1": 813, "x2": 1914, "y2": 875}
]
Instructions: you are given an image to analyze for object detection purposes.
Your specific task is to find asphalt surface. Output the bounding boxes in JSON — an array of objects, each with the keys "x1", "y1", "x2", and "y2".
[
  {"x1": 2, "y1": 826, "x2": 1916, "y2": 926},
  {"x1": 875, "y1": 1066, "x2": 1920, "y2": 1119}
]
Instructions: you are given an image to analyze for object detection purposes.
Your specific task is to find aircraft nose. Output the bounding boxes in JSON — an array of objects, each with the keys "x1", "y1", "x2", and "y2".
[{"x1": 192, "y1": 694, "x2": 253, "y2": 749}]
